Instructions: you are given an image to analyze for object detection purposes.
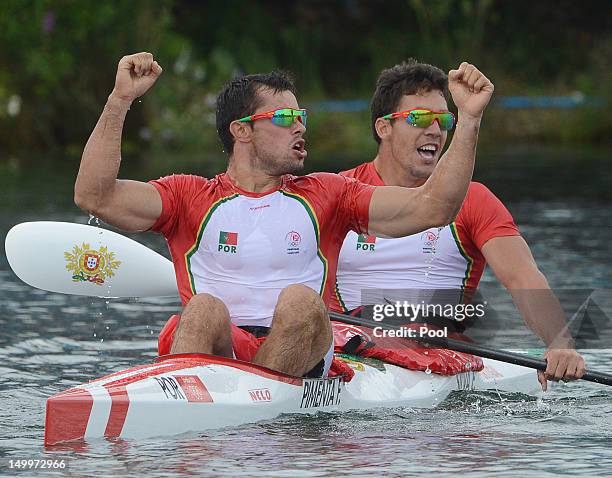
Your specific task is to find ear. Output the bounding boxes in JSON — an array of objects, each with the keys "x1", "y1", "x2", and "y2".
[
  {"x1": 375, "y1": 117, "x2": 392, "y2": 141},
  {"x1": 229, "y1": 120, "x2": 252, "y2": 145}
]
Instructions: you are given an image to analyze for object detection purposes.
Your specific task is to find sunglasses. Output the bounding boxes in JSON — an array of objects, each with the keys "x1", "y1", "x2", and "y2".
[
  {"x1": 382, "y1": 109, "x2": 456, "y2": 131},
  {"x1": 237, "y1": 108, "x2": 307, "y2": 128}
]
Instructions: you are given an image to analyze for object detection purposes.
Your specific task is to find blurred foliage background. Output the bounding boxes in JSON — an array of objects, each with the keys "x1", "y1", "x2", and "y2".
[{"x1": 0, "y1": 0, "x2": 610, "y2": 179}]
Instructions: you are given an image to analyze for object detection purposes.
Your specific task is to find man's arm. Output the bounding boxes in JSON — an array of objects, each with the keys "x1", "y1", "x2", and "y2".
[
  {"x1": 368, "y1": 62, "x2": 493, "y2": 238},
  {"x1": 482, "y1": 235, "x2": 586, "y2": 390},
  {"x1": 74, "y1": 52, "x2": 163, "y2": 232}
]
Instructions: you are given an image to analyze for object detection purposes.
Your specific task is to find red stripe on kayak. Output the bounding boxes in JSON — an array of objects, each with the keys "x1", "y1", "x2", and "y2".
[
  {"x1": 47, "y1": 353, "x2": 304, "y2": 443},
  {"x1": 98, "y1": 355, "x2": 303, "y2": 439},
  {"x1": 45, "y1": 387, "x2": 93, "y2": 446},
  {"x1": 103, "y1": 386, "x2": 129, "y2": 438},
  {"x1": 175, "y1": 375, "x2": 213, "y2": 402},
  {"x1": 101, "y1": 361, "x2": 204, "y2": 439}
]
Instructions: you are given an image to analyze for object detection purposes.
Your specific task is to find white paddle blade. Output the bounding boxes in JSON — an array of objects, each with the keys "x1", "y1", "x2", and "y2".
[{"x1": 5, "y1": 221, "x2": 179, "y2": 298}]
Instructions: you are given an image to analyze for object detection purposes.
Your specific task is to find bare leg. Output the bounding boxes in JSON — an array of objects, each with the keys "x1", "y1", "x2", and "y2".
[
  {"x1": 253, "y1": 284, "x2": 332, "y2": 376},
  {"x1": 170, "y1": 293, "x2": 233, "y2": 357}
]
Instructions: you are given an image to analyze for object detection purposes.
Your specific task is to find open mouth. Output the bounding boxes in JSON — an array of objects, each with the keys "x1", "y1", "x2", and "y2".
[
  {"x1": 417, "y1": 143, "x2": 438, "y2": 160},
  {"x1": 292, "y1": 139, "x2": 307, "y2": 159}
]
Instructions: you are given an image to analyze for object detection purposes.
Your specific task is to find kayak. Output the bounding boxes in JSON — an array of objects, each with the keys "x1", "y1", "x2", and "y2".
[{"x1": 45, "y1": 352, "x2": 540, "y2": 445}]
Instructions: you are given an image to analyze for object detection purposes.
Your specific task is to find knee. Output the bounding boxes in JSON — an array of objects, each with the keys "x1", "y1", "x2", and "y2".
[
  {"x1": 182, "y1": 293, "x2": 230, "y2": 328},
  {"x1": 278, "y1": 284, "x2": 325, "y2": 313},
  {"x1": 276, "y1": 284, "x2": 328, "y2": 329}
]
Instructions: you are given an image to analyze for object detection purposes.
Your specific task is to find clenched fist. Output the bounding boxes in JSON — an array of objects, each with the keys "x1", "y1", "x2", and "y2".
[
  {"x1": 448, "y1": 62, "x2": 494, "y2": 120},
  {"x1": 111, "y1": 52, "x2": 163, "y2": 103}
]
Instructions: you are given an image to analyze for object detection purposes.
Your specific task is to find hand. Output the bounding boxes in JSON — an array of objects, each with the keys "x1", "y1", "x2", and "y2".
[
  {"x1": 448, "y1": 62, "x2": 494, "y2": 120},
  {"x1": 111, "y1": 52, "x2": 163, "y2": 103},
  {"x1": 538, "y1": 348, "x2": 586, "y2": 391}
]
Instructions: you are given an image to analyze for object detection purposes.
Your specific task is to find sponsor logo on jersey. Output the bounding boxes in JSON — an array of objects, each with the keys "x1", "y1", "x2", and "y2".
[
  {"x1": 356, "y1": 234, "x2": 376, "y2": 251},
  {"x1": 64, "y1": 243, "x2": 121, "y2": 285},
  {"x1": 285, "y1": 231, "x2": 301, "y2": 254},
  {"x1": 249, "y1": 204, "x2": 270, "y2": 211},
  {"x1": 421, "y1": 230, "x2": 439, "y2": 254},
  {"x1": 218, "y1": 231, "x2": 238, "y2": 253}
]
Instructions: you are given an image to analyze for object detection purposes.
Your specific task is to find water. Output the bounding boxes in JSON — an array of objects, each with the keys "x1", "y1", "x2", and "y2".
[{"x1": 1, "y1": 158, "x2": 612, "y2": 476}]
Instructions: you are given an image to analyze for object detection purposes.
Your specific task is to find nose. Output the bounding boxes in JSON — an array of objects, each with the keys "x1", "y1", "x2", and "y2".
[
  {"x1": 292, "y1": 116, "x2": 306, "y2": 133},
  {"x1": 425, "y1": 118, "x2": 442, "y2": 135}
]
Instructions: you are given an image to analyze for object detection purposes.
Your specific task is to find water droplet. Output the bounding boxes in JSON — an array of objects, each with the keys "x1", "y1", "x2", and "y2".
[
  {"x1": 93, "y1": 333, "x2": 97, "y2": 337},
  {"x1": 425, "y1": 367, "x2": 432, "y2": 374},
  {"x1": 465, "y1": 362, "x2": 471, "y2": 369}
]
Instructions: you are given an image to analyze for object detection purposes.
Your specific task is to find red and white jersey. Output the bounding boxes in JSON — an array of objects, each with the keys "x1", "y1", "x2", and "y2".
[
  {"x1": 150, "y1": 172, "x2": 374, "y2": 326},
  {"x1": 332, "y1": 161, "x2": 520, "y2": 312}
]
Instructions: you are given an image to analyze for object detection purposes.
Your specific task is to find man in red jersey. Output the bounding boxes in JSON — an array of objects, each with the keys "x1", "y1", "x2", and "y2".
[
  {"x1": 75, "y1": 52, "x2": 492, "y2": 377},
  {"x1": 333, "y1": 59, "x2": 585, "y2": 389}
]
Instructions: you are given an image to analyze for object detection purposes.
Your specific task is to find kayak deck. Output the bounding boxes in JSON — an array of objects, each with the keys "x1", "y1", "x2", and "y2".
[{"x1": 45, "y1": 352, "x2": 540, "y2": 445}]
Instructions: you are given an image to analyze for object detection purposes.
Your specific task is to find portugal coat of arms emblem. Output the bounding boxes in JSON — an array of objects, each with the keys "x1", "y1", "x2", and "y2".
[{"x1": 64, "y1": 243, "x2": 121, "y2": 285}]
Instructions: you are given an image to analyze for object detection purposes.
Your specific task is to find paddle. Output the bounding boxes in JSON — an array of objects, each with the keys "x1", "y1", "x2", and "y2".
[
  {"x1": 6, "y1": 221, "x2": 611, "y2": 386},
  {"x1": 328, "y1": 310, "x2": 612, "y2": 386},
  {"x1": 5, "y1": 221, "x2": 178, "y2": 298}
]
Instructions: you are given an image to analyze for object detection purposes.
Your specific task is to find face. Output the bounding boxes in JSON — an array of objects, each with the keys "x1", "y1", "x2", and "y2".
[
  {"x1": 382, "y1": 90, "x2": 449, "y2": 181},
  {"x1": 247, "y1": 88, "x2": 307, "y2": 176}
]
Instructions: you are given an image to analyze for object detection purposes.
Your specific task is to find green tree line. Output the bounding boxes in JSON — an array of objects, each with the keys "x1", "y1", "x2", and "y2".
[{"x1": 0, "y1": 0, "x2": 610, "y2": 167}]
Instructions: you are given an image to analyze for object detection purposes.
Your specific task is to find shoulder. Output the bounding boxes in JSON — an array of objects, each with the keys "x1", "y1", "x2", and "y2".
[
  {"x1": 466, "y1": 181, "x2": 499, "y2": 201},
  {"x1": 284, "y1": 173, "x2": 374, "y2": 206},
  {"x1": 150, "y1": 173, "x2": 209, "y2": 187},
  {"x1": 339, "y1": 163, "x2": 365, "y2": 178},
  {"x1": 462, "y1": 181, "x2": 509, "y2": 210},
  {"x1": 288, "y1": 172, "x2": 355, "y2": 189},
  {"x1": 149, "y1": 174, "x2": 221, "y2": 201},
  {"x1": 339, "y1": 162, "x2": 373, "y2": 180},
  {"x1": 458, "y1": 181, "x2": 518, "y2": 234}
]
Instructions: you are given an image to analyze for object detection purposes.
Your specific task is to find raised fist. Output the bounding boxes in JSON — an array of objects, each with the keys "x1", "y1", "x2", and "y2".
[
  {"x1": 111, "y1": 52, "x2": 163, "y2": 102},
  {"x1": 448, "y1": 62, "x2": 494, "y2": 120}
]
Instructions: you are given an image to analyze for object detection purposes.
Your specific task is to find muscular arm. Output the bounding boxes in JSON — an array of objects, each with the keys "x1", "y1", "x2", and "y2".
[
  {"x1": 74, "y1": 53, "x2": 163, "y2": 232},
  {"x1": 482, "y1": 235, "x2": 586, "y2": 388},
  {"x1": 482, "y1": 236, "x2": 574, "y2": 347},
  {"x1": 367, "y1": 117, "x2": 480, "y2": 237}
]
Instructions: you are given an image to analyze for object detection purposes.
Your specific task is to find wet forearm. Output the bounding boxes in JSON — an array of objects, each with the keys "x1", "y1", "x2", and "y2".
[
  {"x1": 75, "y1": 94, "x2": 132, "y2": 212},
  {"x1": 423, "y1": 115, "x2": 480, "y2": 223},
  {"x1": 507, "y1": 274, "x2": 575, "y2": 348}
]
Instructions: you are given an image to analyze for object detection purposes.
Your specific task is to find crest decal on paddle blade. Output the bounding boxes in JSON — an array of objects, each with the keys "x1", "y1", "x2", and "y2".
[{"x1": 64, "y1": 243, "x2": 121, "y2": 285}]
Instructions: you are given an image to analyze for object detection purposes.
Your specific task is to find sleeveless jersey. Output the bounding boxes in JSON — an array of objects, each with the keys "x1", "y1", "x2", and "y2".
[
  {"x1": 150, "y1": 172, "x2": 374, "y2": 326},
  {"x1": 332, "y1": 161, "x2": 520, "y2": 312}
]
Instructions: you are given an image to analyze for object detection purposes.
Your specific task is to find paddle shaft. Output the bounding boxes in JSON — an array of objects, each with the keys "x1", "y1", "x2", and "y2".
[{"x1": 328, "y1": 311, "x2": 612, "y2": 386}]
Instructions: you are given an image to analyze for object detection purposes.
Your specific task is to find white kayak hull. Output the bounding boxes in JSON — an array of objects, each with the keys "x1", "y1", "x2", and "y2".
[{"x1": 45, "y1": 353, "x2": 540, "y2": 445}]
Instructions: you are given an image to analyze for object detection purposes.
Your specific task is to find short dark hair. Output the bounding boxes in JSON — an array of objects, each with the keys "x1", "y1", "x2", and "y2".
[
  {"x1": 216, "y1": 70, "x2": 297, "y2": 155},
  {"x1": 371, "y1": 59, "x2": 449, "y2": 144}
]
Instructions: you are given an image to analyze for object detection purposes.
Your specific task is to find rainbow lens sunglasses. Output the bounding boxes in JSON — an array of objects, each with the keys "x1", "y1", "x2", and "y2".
[
  {"x1": 382, "y1": 109, "x2": 456, "y2": 131},
  {"x1": 237, "y1": 108, "x2": 307, "y2": 128}
]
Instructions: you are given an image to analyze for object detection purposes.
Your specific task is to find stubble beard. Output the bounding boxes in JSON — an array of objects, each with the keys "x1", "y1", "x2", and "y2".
[
  {"x1": 409, "y1": 163, "x2": 435, "y2": 180},
  {"x1": 253, "y1": 142, "x2": 304, "y2": 176}
]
